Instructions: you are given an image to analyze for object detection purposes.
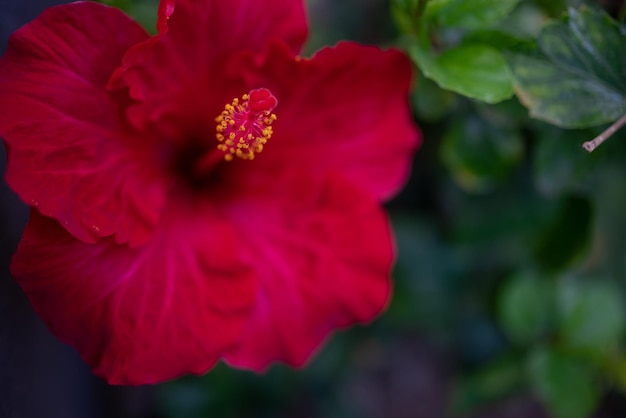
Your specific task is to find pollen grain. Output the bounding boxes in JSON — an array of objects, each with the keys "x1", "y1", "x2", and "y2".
[{"x1": 215, "y1": 88, "x2": 277, "y2": 161}]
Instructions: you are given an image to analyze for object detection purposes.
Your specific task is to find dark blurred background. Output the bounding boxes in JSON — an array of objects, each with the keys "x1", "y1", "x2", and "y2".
[{"x1": 3, "y1": 0, "x2": 626, "y2": 417}]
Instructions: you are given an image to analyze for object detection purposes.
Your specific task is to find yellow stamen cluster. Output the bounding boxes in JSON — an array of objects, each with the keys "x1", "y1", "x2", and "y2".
[{"x1": 215, "y1": 94, "x2": 277, "y2": 161}]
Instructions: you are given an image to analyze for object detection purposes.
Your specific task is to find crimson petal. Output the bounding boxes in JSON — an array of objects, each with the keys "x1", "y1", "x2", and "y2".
[
  {"x1": 0, "y1": 3, "x2": 166, "y2": 245},
  {"x1": 12, "y1": 206, "x2": 257, "y2": 385},
  {"x1": 232, "y1": 41, "x2": 421, "y2": 201},
  {"x1": 157, "y1": 0, "x2": 175, "y2": 33},
  {"x1": 219, "y1": 171, "x2": 393, "y2": 369},
  {"x1": 166, "y1": 0, "x2": 307, "y2": 54},
  {"x1": 110, "y1": 0, "x2": 307, "y2": 139}
]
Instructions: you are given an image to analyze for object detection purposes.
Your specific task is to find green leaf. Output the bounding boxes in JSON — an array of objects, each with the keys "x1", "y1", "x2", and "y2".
[
  {"x1": 389, "y1": 218, "x2": 460, "y2": 336},
  {"x1": 541, "y1": 8, "x2": 626, "y2": 94},
  {"x1": 507, "y1": 6, "x2": 626, "y2": 128},
  {"x1": 440, "y1": 114, "x2": 523, "y2": 192},
  {"x1": 531, "y1": 0, "x2": 567, "y2": 18},
  {"x1": 450, "y1": 355, "x2": 525, "y2": 414},
  {"x1": 533, "y1": 127, "x2": 599, "y2": 197},
  {"x1": 425, "y1": 0, "x2": 521, "y2": 29},
  {"x1": 498, "y1": 273, "x2": 554, "y2": 344},
  {"x1": 95, "y1": 0, "x2": 133, "y2": 9},
  {"x1": 411, "y1": 43, "x2": 514, "y2": 103},
  {"x1": 528, "y1": 346, "x2": 600, "y2": 418},
  {"x1": 95, "y1": 0, "x2": 158, "y2": 33},
  {"x1": 533, "y1": 195, "x2": 593, "y2": 272},
  {"x1": 605, "y1": 353, "x2": 626, "y2": 394},
  {"x1": 558, "y1": 279, "x2": 626, "y2": 355},
  {"x1": 412, "y1": 70, "x2": 458, "y2": 121},
  {"x1": 391, "y1": 0, "x2": 421, "y2": 34},
  {"x1": 451, "y1": 189, "x2": 552, "y2": 254},
  {"x1": 464, "y1": 29, "x2": 536, "y2": 53}
]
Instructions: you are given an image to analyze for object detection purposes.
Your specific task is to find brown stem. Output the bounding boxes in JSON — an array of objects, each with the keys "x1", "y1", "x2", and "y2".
[{"x1": 582, "y1": 112, "x2": 626, "y2": 152}]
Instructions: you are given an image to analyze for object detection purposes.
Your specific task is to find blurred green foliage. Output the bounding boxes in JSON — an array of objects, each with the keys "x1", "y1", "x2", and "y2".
[
  {"x1": 397, "y1": 1, "x2": 626, "y2": 416},
  {"x1": 97, "y1": 0, "x2": 626, "y2": 416},
  {"x1": 98, "y1": 0, "x2": 158, "y2": 32},
  {"x1": 528, "y1": 346, "x2": 600, "y2": 418}
]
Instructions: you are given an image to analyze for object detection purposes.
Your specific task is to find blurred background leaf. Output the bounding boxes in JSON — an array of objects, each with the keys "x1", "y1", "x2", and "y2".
[
  {"x1": 498, "y1": 273, "x2": 555, "y2": 345},
  {"x1": 99, "y1": 0, "x2": 158, "y2": 32},
  {"x1": 533, "y1": 195, "x2": 593, "y2": 273},
  {"x1": 557, "y1": 279, "x2": 625, "y2": 356},
  {"x1": 424, "y1": 0, "x2": 522, "y2": 29},
  {"x1": 450, "y1": 354, "x2": 526, "y2": 415},
  {"x1": 528, "y1": 346, "x2": 601, "y2": 418},
  {"x1": 440, "y1": 112, "x2": 523, "y2": 192}
]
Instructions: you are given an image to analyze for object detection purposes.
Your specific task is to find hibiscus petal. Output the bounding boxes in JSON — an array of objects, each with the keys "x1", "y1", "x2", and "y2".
[
  {"x1": 12, "y1": 206, "x2": 256, "y2": 385},
  {"x1": 0, "y1": 2, "x2": 165, "y2": 246},
  {"x1": 233, "y1": 41, "x2": 421, "y2": 201},
  {"x1": 157, "y1": 0, "x2": 175, "y2": 33},
  {"x1": 220, "y1": 171, "x2": 393, "y2": 370},
  {"x1": 109, "y1": 0, "x2": 307, "y2": 139},
  {"x1": 167, "y1": 0, "x2": 307, "y2": 54}
]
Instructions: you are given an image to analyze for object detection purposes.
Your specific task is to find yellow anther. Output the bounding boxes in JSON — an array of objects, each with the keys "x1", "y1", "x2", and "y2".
[{"x1": 214, "y1": 89, "x2": 277, "y2": 161}]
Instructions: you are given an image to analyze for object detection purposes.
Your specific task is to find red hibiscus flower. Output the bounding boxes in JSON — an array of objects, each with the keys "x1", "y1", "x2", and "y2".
[{"x1": 0, "y1": 0, "x2": 419, "y2": 384}]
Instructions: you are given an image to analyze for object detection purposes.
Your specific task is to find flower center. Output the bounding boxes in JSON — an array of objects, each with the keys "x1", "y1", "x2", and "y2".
[{"x1": 215, "y1": 88, "x2": 277, "y2": 161}]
